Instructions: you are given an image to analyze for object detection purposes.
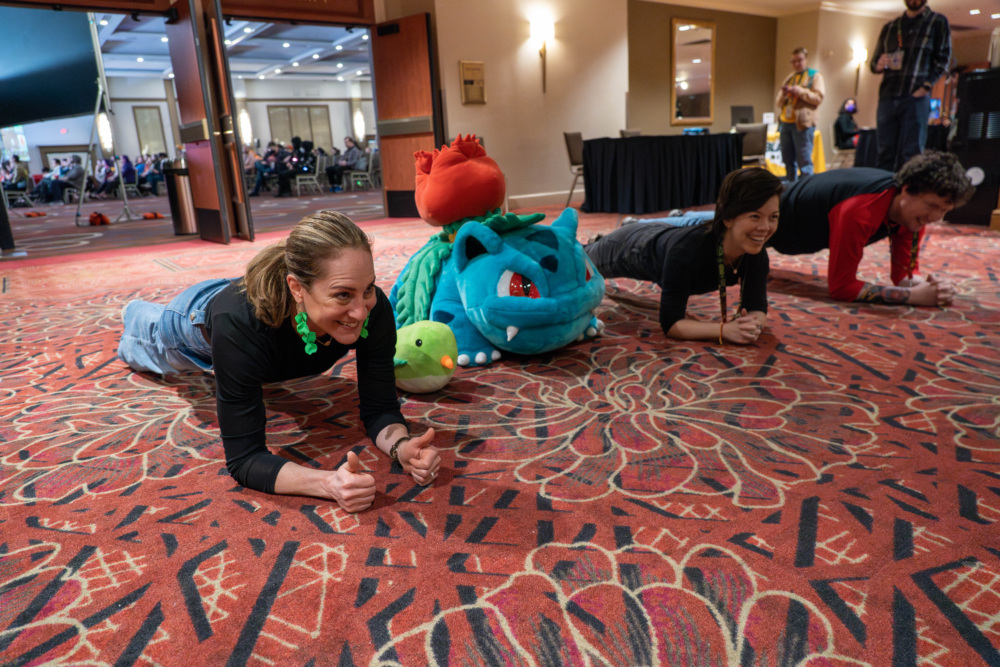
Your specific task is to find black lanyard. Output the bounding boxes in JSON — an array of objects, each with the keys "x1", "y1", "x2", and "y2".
[
  {"x1": 717, "y1": 243, "x2": 745, "y2": 336},
  {"x1": 909, "y1": 231, "x2": 919, "y2": 280}
]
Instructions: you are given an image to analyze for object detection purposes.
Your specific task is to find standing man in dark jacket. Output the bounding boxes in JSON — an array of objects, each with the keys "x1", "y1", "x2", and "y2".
[{"x1": 870, "y1": 0, "x2": 951, "y2": 171}]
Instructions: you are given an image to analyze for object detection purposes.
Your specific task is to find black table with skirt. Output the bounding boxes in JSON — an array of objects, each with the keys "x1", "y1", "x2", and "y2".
[
  {"x1": 580, "y1": 134, "x2": 742, "y2": 214},
  {"x1": 854, "y1": 125, "x2": 949, "y2": 169}
]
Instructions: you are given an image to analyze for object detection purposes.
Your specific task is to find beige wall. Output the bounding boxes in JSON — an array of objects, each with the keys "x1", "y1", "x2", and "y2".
[
  {"x1": 381, "y1": 0, "x2": 628, "y2": 208},
  {"x1": 628, "y1": 0, "x2": 777, "y2": 135},
  {"x1": 952, "y1": 30, "x2": 993, "y2": 68},
  {"x1": 813, "y1": 9, "x2": 887, "y2": 146}
]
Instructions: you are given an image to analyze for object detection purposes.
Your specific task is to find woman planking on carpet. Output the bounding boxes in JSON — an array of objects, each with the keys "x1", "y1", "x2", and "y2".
[
  {"x1": 585, "y1": 168, "x2": 783, "y2": 345},
  {"x1": 117, "y1": 211, "x2": 440, "y2": 513}
]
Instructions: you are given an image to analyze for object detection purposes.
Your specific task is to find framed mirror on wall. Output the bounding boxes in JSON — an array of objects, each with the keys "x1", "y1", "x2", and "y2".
[{"x1": 671, "y1": 18, "x2": 715, "y2": 126}]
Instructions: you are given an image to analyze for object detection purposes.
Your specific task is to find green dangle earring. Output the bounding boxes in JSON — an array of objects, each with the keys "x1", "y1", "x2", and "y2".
[
  {"x1": 360, "y1": 316, "x2": 370, "y2": 339},
  {"x1": 294, "y1": 311, "x2": 318, "y2": 355}
]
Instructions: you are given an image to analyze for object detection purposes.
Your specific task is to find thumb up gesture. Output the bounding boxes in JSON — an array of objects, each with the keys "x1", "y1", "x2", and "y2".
[
  {"x1": 331, "y1": 451, "x2": 376, "y2": 512},
  {"x1": 398, "y1": 428, "x2": 441, "y2": 486}
]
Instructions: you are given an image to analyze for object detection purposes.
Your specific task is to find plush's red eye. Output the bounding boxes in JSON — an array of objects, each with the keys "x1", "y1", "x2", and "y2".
[
  {"x1": 498, "y1": 269, "x2": 541, "y2": 298},
  {"x1": 510, "y1": 273, "x2": 540, "y2": 298},
  {"x1": 585, "y1": 264, "x2": 592, "y2": 281}
]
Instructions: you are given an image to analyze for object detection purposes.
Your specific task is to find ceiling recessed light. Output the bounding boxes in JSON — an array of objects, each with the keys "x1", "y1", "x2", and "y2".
[
  {"x1": 99, "y1": 19, "x2": 108, "y2": 25},
  {"x1": 292, "y1": 62, "x2": 299, "y2": 67},
  {"x1": 692, "y1": 58, "x2": 701, "y2": 63},
  {"x1": 337, "y1": 63, "x2": 343, "y2": 68},
  {"x1": 362, "y1": 34, "x2": 368, "y2": 40},
  {"x1": 161, "y1": 36, "x2": 168, "y2": 42},
  {"x1": 168, "y1": 73, "x2": 174, "y2": 78},
  {"x1": 225, "y1": 39, "x2": 231, "y2": 44},
  {"x1": 337, "y1": 76, "x2": 344, "y2": 81},
  {"x1": 274, "y1": 68, "x2": 281, "y2": 73},
  {"x1": 312, "y1": 54, "x2": 320, "y2": 59},
  {"x1": 238, "y1": 75, "x2": 243, "y2": 79},
  {"x1": 282, "y1": 42, "x2": 290, "y2": 48},
  {"x1": 970, "y1": 9, "x2": 980, "y2": 14},
  {"x1": 993, "y1": 12, "x2": 1000, "y2": 18},
  {"x1": 259, "y1": 75, "x2": 265, "y2": 79},
  {"x1": 243, "y1": 27, "x2": 252, "y2": 33},
  {"x1": 336, "y1": 45, "x2": 343, "y2": 50},
  {"x1": 137, "y1": 57, "x2": 144, "y2": 62},
  {"x1": 356, "y1": 70, "x2": 362, "y2": 75}
]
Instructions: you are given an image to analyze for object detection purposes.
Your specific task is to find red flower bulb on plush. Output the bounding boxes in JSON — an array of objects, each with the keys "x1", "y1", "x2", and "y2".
[{"x1": 414, "y1": 134, "x2": 506, "y2": 227}]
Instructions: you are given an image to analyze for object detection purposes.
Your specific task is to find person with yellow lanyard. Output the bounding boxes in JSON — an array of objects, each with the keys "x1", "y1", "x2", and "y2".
[{"x1": 775, "y1": 47, "x2": 825, "y2": 182}]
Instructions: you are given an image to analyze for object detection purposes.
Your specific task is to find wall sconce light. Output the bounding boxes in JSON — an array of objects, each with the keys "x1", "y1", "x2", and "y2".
[
  {"x1": 238, "y1": 109, "x2": 253, "y2": 147},
  {"x1": 97, "y1": 112, "x2": 114, "y2": 153},
  {"x1": 530, "y1": 17, "x2": 554, "y2": 93},
  {"x1": 851, "y1": 45, "x2": 868, "y2": 96}
]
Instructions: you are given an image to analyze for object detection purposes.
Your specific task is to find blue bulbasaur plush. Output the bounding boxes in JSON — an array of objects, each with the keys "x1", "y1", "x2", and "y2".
[{"x1": 390, "y1": 207, "x2": 605, "y2": 367}]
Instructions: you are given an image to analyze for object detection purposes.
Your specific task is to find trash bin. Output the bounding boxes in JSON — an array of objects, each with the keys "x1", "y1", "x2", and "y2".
[{"x1": 163, "y1": 156, "x2": 197, "y2": 235}]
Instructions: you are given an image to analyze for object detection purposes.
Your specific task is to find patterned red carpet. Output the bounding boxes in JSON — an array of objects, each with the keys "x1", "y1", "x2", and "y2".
[{"x1": 1, "y1": 215, "x2": 999, "y2": 666}]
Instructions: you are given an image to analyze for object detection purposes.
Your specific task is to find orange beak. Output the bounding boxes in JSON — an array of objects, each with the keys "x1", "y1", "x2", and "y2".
[{"x1": 440, "y1": 356, "x2": 454, "y2": 370}]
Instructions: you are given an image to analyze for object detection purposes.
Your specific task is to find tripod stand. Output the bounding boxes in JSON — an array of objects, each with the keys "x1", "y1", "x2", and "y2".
[{"x1": 75, "y1": 13, "x2": 139, "y2": 227}]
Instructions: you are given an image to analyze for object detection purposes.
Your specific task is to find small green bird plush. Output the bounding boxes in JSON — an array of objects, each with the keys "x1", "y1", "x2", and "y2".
[{"x1": 393, "y1": 321, "x2": 459, "y2": 393}]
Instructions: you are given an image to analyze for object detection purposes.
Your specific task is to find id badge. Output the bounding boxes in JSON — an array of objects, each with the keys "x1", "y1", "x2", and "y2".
[{"x1": 887, "y1": 50, "x2": 905, "y2": 70}]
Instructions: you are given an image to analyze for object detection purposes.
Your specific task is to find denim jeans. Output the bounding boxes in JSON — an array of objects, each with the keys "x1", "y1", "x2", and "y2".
[
  {"x1": 876, "y1": 94, "x2": 931, "y2": 172},
  {"x1": 117, "y1": 278, "x2": 231, "y2": 374},
  {"x1": 628, "y1": 211, "x2": 715, "y2": 227},
  {"x1": 780, "y1": 122, "x2": 815, "y2": 182}
]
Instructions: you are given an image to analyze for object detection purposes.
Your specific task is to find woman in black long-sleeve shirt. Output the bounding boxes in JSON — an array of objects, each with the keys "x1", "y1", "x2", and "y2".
[
  {"x1": 118, "y1": 211, "x2": 440, "y2": 512},
  {"x1": 585, "y1": 168, "x2": 783, "y2": 344}
]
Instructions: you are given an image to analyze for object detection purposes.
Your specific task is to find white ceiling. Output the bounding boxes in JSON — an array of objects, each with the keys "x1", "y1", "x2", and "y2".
[
  {"x1": 648, "y1": 0, "x2": 1000, "y2": 31},
  {"x1": 97, "y1": 1, "x2": 997, "y2": 82},
  {"x1": 96, "y1": 12, "x2": 372, "y2": 82}
]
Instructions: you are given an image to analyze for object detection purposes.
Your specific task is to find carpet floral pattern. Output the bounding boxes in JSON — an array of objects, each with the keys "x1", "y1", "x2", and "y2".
[{"x1": 1, "y1": 219, "x2": 999, "y2": 666}]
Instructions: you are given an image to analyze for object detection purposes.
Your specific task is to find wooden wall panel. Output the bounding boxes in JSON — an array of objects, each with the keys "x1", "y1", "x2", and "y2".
[
  {"x1": 219, "y1": 0, "x2": 373, "y2": 24},
  {"x1": 380, "y1": 134, "x2": 437, "y2": 191}
]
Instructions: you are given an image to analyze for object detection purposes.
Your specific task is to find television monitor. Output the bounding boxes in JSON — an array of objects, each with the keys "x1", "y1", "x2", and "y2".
[
  {"x1": 731, "y1": 105, "x2": 754, "y2": 126},
  {"x1": 929, "y1": 98, "x2": 941, "y2": 121}
]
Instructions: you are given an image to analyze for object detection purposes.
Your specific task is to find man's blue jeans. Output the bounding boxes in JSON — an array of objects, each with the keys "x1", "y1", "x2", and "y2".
[
  {"x1": 117, "y1": 278, "x2": 231, "y2": 374},
  {"x1": 876, "y1": 94, "x2": 931, "y2": 172},
  {"x1": 779, "y1": 122, "x2": 815, "y2": 182}
]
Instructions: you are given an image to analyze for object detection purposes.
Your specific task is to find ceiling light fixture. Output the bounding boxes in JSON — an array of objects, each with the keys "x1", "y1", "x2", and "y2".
[
  {"x1": 679, "y1": 81, "x2": 689, "y2": 90},
  {"x1": 225, "y1": 39, "x2": 231, "y2": 45},
  {"x1": 259, "y1": 75, "x2": 265, "y2": 79},
  {"x1": 337, "y1": 76, "x2": 344, "y2": 81},
  {"x1": 356, "y1": 70, "x2": 362, "y2": 75},
  {"x1": 362, "y1": 34, "x2": 368, "y2": 40},
  {"x1": 274, "y1": 68, "x2": 282, "y2": 73},
  {"x1": 692, "y1": 58, "x2": 701, "y2": 64},
  {"x1": 243, "y1": 27, "x2": 252, "y2": 33},
  {"x1": 161, "y1": 36, "x2": 168, "y2": 42},
  {"x1": 312, "y1": 54, "x2": 320, "y2": 59},
  {"x1": 993, "y1": 12, "x2": 1000, "y2": 18},
  {"x1": 292, "y1": 62, "x2": 299, "y2": 67},
  {"x1": 99, "y1": 19, "x2": 108, "y2": 26},
  {"x1": 337, "y1": 63, "x2": 343, "y2": 68},
  {"x1": 336, "y1": 45, "x2": 343, "y2": 50},
  {"x1": 970, "y1": 9, "x2": 980, "y2": 14},
  {"x1": 283, "y1": 42, "x2": 290, "y2": 47},
  {"x1": 137, "y1": 57, "x2": 144, "y2": 62},
  {"x1": 168, "y1": 73, "x2": 175, "y2": 78}
]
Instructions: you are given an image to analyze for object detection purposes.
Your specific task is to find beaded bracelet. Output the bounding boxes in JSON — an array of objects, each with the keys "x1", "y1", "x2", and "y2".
[{"x1": 389, "y1": 437, "x2": 411, "y2": 462}]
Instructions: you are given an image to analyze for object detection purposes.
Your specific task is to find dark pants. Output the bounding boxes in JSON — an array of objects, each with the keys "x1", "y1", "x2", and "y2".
[
  {"x1": 146, "y1": 173, "x2": 164, "y2": 196},
  {"x1": 251, "y1": 163, "x2": 274, "y2": 194},
  {"x1": 876, "y1": 94, "x2": 931, "y2": 172},
  {"x1": 325, "y1": 165, "x2": 350, "y2": 186},
  {"x1": 583, "y1": 222, "x2": 668, "y2": 282}
]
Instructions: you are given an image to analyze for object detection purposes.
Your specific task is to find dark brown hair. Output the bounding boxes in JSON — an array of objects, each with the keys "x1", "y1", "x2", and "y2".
[
  {"x1": 708, "y1": 168, "x2": 784, "y2": 239},
  {"x1": 895, "y1": 151, "x2": 974, "y2": 206}
]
